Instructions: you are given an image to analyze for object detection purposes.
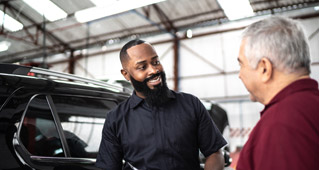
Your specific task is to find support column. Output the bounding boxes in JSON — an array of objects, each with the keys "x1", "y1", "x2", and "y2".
[
  {"x1": 173, "y1": 38, "x2": 179, "y2": 91},
  {"x1": 68, "y1": 49, "x2": 75, "y2": 74}
]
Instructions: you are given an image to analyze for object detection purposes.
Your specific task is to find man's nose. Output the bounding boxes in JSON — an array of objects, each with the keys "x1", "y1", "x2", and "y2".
[{"x1": 148, "y1": 65, "x2": 159, "y2": 74}]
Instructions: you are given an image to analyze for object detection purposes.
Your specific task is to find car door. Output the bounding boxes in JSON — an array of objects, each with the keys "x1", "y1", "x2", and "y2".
[{"x1": 15, "y1": 93, "x2": 118, "y2": 170}]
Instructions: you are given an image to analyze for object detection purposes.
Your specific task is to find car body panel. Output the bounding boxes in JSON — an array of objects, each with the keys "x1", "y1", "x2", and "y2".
[{"x1": 0, "y1": 66, "x2": 130, "y2": 170}]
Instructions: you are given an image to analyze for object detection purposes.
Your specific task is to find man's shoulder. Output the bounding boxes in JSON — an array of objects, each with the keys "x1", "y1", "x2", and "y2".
[
  {"x1": 171, "y1": 90, "x2": 199, "y2": 100},
  {"x1": 108, "y1": 96, "x2": 132, "y2": 116},
  {"x1": 262, "y1": 86, "x2": 319, "y2": 128},
  {"x1": 169, "y1": 90, "x2": 202, "y2": 108},
  {"x1": 276, "y1": 88, "x2": 319, "y2": 110}
]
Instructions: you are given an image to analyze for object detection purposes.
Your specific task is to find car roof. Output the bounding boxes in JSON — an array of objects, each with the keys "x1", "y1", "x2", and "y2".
[{"x1": 0, "y1": 63, "x2": 132, "y2": 95}]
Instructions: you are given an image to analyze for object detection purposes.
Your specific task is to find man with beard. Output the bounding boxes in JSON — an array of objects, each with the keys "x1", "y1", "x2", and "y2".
[{"x1": 96, "y1": 39, "x2": 227, "y2": 170}]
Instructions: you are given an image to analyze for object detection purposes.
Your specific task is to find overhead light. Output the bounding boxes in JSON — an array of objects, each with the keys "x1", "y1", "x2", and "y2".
[
  {"x1": 82, "y1": 49, "x2": 88, "y2": 54},
  {"x1": 107, "y1": 39, "x2": 115, "y2": 44},
  {"x1": 0, "y1": 10, "x2": 23, "y2": 32},
  {"x1": 186, "y1": 29, "x2": 193, "y2": 38},
  {"x1": 315, "y1": 6, "x2": 319, "y2": 11},
  {"x1": 0, "y1": 41, "x2": 11, "y2": 52},
  {"x1": 90, "y1": 0, "x2": 118, "y2": 7},
  {"x1": 22, "y1": 0, "x2": 67, "y2": 21},
  {"x1": 217, "y1": 0, "x2": 254, "y2": 20},
  {"x1": 75, "y1": 0, "x2": 166, "y2": 23}
]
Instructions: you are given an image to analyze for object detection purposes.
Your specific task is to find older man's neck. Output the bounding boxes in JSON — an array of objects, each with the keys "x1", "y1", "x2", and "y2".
[{"x1": 262, "y1": 70, "x2": 310, "y2": 105}]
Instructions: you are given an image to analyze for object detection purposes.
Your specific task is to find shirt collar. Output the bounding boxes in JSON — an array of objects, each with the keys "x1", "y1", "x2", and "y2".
[
  {"x1": 129, "y1": 91, "x2": 143, "y2": 109},
  {"x1": 129, "y1": 89, "x2": 176, "y2": 109},
  {"x1": 260, "y1": 78, "x2": 318, "y2": 116}
]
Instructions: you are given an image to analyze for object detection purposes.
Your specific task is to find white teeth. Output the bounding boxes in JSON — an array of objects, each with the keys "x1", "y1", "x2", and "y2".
[{"x1": 149, "y1": 76, "x2": 160, "y2": 82}]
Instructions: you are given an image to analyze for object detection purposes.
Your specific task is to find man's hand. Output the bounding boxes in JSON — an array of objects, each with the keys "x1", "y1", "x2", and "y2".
[{"x1": 204, "y1": 149, "x2": 224, "y2": 170}]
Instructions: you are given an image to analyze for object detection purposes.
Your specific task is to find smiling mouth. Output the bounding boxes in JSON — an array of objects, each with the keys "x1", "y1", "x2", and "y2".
[
  {"x1": 147, "y1": 75, "x2": 162, "y2": 86},
  {"x1": 149, "y1": 76, "x2": 160, "y2": 82}
]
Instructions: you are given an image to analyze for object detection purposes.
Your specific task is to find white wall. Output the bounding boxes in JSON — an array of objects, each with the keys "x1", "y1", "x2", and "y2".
[{"x1": 49, "y1": 15, "x2": 319, "y2": 152}]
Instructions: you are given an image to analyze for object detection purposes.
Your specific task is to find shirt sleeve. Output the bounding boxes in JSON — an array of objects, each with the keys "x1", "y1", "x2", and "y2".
[
  {"x1": 96, "y1": 111, "x2": 123, "y2": 170},
  {"x1": 196, "y1": 98, "x2": 227, "y2": 157}
]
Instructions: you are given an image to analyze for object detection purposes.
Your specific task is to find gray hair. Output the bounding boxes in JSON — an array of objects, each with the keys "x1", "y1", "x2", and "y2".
[{"x1": 242, "y1": 16, "x2": 311, "y2": 74}]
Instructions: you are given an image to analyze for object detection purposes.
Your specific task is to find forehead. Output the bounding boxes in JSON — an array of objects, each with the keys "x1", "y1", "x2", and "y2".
[
  {"x1": 238, "y1": 40, "x2": 248, "y2": 62},
  {"x1": 126, "y1": 43, "x2": 157, "y2": 62}
]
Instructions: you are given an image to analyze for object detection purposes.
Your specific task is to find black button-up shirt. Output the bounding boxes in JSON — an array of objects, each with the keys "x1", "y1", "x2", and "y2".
[{"x1": 96, "y1": 90, "x2": 227, "y2": 170}]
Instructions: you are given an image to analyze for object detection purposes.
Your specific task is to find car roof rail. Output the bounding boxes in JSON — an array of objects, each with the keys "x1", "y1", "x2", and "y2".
[
  {"x1": 0, "y1": 63, "x2": 131, "y2": 93},
  {"x1": 31, "y1": 67, "x2": 127, "y2": 91}
]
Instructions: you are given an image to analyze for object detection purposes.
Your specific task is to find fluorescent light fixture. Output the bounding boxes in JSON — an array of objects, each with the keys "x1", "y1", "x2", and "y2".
[
  {"x1": 90, "y1": 0, "x2": 118, "y2": 7},
  {"x1": 75, "y1": 0, "x2": 166, "y2": 23},
  {"x1": 315, "y1": 6, "x2": 319, "y2": 11},
  {"x1": 186, "y1": 29, "x2": 192, "y2": 38},
  {"x1": 102, "y1": 45, "x2": 107, "y2": 51},
  {"x1": 22, "y1": 0, "x2": 67, "y2": 21},
  {"x1": 0, "y1": 41, "x2": 11, "y2": 52},
  {"x1": 217, "y1": 0, "x2": 254, "y2": 20},
  {"x1": 0, "y1": 10, "x2": 23, "y2": 32}
]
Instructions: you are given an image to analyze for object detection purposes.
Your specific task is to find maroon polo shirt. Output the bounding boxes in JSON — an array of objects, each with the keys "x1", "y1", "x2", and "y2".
[{"x1": 237, "y1": 78, "x2": 319, "y2": 170}]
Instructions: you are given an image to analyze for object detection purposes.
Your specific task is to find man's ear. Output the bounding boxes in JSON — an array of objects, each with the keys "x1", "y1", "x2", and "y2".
[
  {"x1": 121, "y1": 69, "x2": 130, "y2": 81},
  {"x1": 258, "y1": 57, "x2": 273, "y2": 82}
]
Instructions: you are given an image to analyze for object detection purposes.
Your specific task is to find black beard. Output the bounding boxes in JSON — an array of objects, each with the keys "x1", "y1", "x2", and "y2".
[{"x1": 130, "y1": 72, "x2": 170, "y2": 107}]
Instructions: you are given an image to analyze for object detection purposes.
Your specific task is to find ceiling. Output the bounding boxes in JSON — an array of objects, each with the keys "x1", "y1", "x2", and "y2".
[{"x1": 0, "y1": 0, "x2": 318, "y2": 63}]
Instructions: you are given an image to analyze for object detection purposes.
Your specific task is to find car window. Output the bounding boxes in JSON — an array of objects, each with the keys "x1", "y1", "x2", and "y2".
[
  {"x1": 51, "y1": 95, "x2": 117, "y2": 158},
  {"x1": 20, "y1": 95, "x2": 65, "y2": 157}
]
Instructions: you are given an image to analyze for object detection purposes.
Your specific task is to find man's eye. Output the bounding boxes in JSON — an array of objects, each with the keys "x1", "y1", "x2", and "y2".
[
  {"x1": 154, "y1": 61, "x2": 160, "y2": 65},
  {"x1": 138, "y1": 66, "x2": 146, "y2": 70}
]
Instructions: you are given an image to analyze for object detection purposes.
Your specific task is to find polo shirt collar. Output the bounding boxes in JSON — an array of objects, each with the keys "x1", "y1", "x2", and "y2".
[
  {"x1": 129, "y1": 89, "x2": 176, "y2": 109},
  {"x1": 260, "y1": 78, "x2": 318, "y2": 116}
]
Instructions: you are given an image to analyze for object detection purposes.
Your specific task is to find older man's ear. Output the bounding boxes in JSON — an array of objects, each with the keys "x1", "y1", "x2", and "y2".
[{"x1": 258, "y1": 57, "x2": 273, "y2": 83}]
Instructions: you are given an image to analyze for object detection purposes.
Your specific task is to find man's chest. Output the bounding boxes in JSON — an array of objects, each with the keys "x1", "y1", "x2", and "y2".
[{"x1": 120, "y1": 107, "x2": 198, "y2": 151}]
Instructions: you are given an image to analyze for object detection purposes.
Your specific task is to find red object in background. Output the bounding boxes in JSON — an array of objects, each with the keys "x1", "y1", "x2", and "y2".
[{"x1": 27, "y1": 72, "x2": 35, "y2": 76}]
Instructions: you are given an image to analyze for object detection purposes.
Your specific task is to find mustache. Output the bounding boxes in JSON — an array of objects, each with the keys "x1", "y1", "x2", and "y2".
[{"x1": 144, "y1": 72, "x2": 162, "y2": 83}]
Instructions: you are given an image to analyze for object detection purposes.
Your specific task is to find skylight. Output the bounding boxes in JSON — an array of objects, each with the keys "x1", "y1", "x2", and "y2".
[
  {"x1": 0, "y1": 41, "x2": 11, "y2": 52},
  {"x1": 90, "y1": 0, "x2": 118, "y2": 7},
  {"x1": 22, "y1": 0, "x2": 67, "y2": 21},
  {"x1": 75, "y1": 0, "x2": 166, "y2": 23},
  {"x1": 217, "y1": 0, "x2": 254, "y2": 20},
  {"x1": 0, "y1": 10, "x2": 23, "y2": 32}
]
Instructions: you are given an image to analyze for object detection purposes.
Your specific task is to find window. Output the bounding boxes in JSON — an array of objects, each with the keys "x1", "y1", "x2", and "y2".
[
  {"x1": 51, "y1": 95, "x2": 117, "y2": 158},
  {"x1": 20, "y1": 95, "x2": 64, "y2": 157}
]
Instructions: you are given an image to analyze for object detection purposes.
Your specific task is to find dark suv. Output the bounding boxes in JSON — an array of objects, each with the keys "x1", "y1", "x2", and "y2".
[{"x1": 0, "y1": 64, "x2": 130, "y2": 170}]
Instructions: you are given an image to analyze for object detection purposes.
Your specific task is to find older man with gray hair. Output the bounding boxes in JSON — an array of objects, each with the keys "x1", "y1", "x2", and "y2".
[{"x1": 236, "y1": 16, "x2": 319, "y2": 170}]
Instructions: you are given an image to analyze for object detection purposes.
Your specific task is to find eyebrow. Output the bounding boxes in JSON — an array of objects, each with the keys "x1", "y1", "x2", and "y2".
[
  {"x1": 151, "y1": 56, "x2": 159, "y2": 61},
  {"x1": 135, "y1": 56, "x2": 158, "y2": 65},
  {"x1": 237, "y1": 58, "x2": 242, "y2": 63},
  {"x1": 136, "y1": 60, "x2": 146, "y2": 65}
]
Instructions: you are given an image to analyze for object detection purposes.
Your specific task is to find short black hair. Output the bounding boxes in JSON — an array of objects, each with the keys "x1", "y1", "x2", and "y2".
[{"x1": 120, "y1": 39, "x2": 146, "y2": 67}]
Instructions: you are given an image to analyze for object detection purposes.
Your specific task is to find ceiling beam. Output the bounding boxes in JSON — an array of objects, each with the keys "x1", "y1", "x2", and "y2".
[
  {"x1": 1, "y1": 2, "x2": 319, "y2": 63},
  {"x1": 252, "y1": 1, "x2": 319, "y2": 13},
  {"x1": 0, "y1": 22, "x2": 246, "y2": 63},
  {"x1": 152, "y1": 4, "x2": 177, "y2": 34},
  {"x1": 1, "y1": 7, "x2": 225, "y2": 49},
  {"x1": 2, "y1": 2, "x2": 71, "y2": 50},
  {"x1": 64, "y1": 9, "x2": 225, "y2": 46}
]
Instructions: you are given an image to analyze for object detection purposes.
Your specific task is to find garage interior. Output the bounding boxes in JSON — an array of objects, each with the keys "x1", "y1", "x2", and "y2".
[{"x1": 1, "y1": 0, "x2": 318, "y2": 168}]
